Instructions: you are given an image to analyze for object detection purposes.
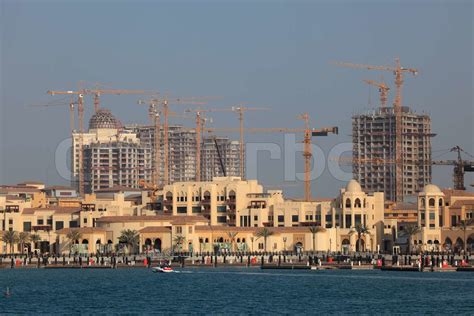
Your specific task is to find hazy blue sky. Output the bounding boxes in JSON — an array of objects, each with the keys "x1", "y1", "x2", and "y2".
[{"x1": 1, "y1": 0, "x2": 472, "y2": 198}]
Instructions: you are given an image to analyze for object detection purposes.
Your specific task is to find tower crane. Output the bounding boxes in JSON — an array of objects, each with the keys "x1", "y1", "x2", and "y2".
[
  {"x1": 432, "y1": 146, "x2": 474, "y2": 190},
  {"x1": 363, "y1": 79, "x2": 390, "y2": 108},
  {"x1": 205, "y1": 115, "x2": 338, "y2": 201},
  {"x1": 333, "y1": 58, "x2": 418, "y2": 202}
]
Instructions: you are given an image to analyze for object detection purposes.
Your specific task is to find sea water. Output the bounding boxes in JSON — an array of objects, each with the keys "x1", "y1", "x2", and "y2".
[{"x1": 0, "y1": 268, "x2": 473, "y2": 314}]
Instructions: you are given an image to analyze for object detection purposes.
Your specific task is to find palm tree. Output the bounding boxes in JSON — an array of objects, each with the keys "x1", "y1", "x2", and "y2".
[
  {"x1": 308, "y1": 225, "x2": 326, "y2": 252},
  {"x1": 66, "y1": 229, "x2": 82, "y2": 254},
  {"x1": 227, "y1": 231, "x2": 238, "y2": 252},
  {"x1": 2, "y1": 231, "x2": 19, "y2": 254},
  {"x1": 30, "y1": 234, "x2": 41, "y2": 253},
  {"x1": 118, "y1": 229, "x2": 140, "y2": 254},
  {"x1": 459, "y1": 219, "x2": 474, "y2": 254},
  {"x1": 403, "y1": 224, "x2": 420, "y2": 254},
  {"x1": 255, "y1": 228, "x2": 273, "y2": 252},
  {"x1": 173, "y1": 235, "x2": 185, "y2": 252},
  {"x1": 18, "y1": 232, "x2": 30, "y2": 254},
  {"x1": 349, "y1": 224, "x2": 369, "y2": 252}
]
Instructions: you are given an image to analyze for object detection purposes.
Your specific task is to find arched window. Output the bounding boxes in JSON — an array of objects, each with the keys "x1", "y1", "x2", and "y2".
[
  {"x1": 345, "y1": 198, "x2": 351, "y2": 208},
  {"x1": 420, "y1": 198, "x2": 425, "y2": 208},
  {"x1": 205, "y1": 238, "x2": 209, "y2": 243},
  {"x1": 242, "y1": 238, "x2": 246, "y2": 243},
  {"x1": 429, "y1": 198, "x2": 435, "y2": 207},
  {"x1": 354, "y1": 198, "x2": 361, "y2": 208},
  {"x1": 438, "y1": 198, "x2": 443, "y2": 207},
  {"x1": 237, "y1": 238, "x2": 241, "y2": 243}
]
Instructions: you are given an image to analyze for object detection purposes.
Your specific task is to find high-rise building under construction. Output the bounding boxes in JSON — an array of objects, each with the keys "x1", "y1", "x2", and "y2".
[{"x1": 352, "y1": 106, "x2": 434, "y2": 202}]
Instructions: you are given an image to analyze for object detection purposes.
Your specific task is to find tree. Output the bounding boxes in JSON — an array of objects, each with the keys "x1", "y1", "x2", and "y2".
[
  {"x1": 349, "y1": 224, "x2": 369, "y2": 252},
  {"x1": 255, "y1": 228, "x2": 273, "y2": 252},
  {"x1": 459, "y1": 219, "x2": 474, "y2": 254},
  {"x1": 403, "y1": 224, "x2": 420, "y2": 254},
  {"x1": 2, "y1": 231, "x2": 19, "y2": 254},
  {"x1": 118, "y1": 229, "x2": 140, "y2": 254},
  {"x1": 66, "y1": 229, "x2": 82, "y2": 254},
  {"x1": 18, "y1": 232, "x2": 30, "y2": 254},
  {"x1": 227, "y1": 231, "x2": 238, "y2": 252},
  {"x1": 173, "y1": 235, "x2": 185, "y2": 252},
  {"x1": 308, "y1": 226, "x2": 326, "y2": 252}
]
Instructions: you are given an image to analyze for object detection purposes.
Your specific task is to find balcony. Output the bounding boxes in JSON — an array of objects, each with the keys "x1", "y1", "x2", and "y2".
[{"x1": 32, "y1": 225, "x2": 52, "y2": 232}]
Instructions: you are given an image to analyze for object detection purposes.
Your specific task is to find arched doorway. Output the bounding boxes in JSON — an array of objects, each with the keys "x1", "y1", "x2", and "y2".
[
  {"x1": 294, "y1": 242, "x2": 303, "y2": 254},
  {"x1": 144, "y1": 238, "x2": 152, "y2": 252},
  {"x1": 342, "y1": 239, "x2": 350, "y2": 255},
  {"x1": 455, "y1": 238, "x2": 464, "y2": 253},
  {"x1": 96, "y1": 239, "x2": 101, "y2": 254},
  {"x1": 82, "y1": 239, "x2": 89, "y2": 254},
  {"x1": 443, "y1": 237, "x2": 452, "y2": 251},
  {"x1": 154, "y1": 238, "x2": 162, "y2": 252},
  {"x1": 467, "y1": 235, "x2": 474, "y2": 252}
]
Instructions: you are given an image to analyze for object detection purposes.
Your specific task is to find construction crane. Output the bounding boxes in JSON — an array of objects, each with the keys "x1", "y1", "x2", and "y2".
[
  {"x1": 432, "y1": 146, "x2": 474, "y2": 190},
  {"x1": 205, "y1": 115, "x2": 338, "y2": 201},
  {"x1": 333, "y1": 58, "x2": 418, "y2": 202},
  {"x1": 231, "y1": 106, "x2": 269, "y2": 179},
  {"x1": 363, "y1": 79, "x2": 390, "y2": 108}
]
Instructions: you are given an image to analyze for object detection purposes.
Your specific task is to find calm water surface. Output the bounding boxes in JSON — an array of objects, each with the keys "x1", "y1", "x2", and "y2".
[{"x1": 0, "y1": 268, "x2": 473, "y2": 314}]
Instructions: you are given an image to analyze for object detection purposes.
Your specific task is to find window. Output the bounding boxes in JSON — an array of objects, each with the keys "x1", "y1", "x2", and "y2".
[
  {"x1": 292, "y1": 215, "x2": 299, "y2": 222},
  {"x1": 355, "y1": 214, "x2": 361, "y2": 225},
  {"x1": 345, "y1": 198, "x2": 351, "y2": 208},
  {"x1": 278, "y1": 215, "x2": 284, "y2": 222},
  {"x1": 37, "y1": 219, "x2": 44, "y2": 225},
  {"x1": 254, "y1": 215, "x2": 258, "y2": 221},
  {"x1": 354, "y1": 198, "x2": 361, "y2": 208},
  {"x1": 258, "y1": 243, "x2": 264, "y2": 250},
  {"x1": 8, "y1": 219, "x2": 13, "y2": 225},
  {"x1": 192, "y1": 206, "x2": 201, "y2": 214},
  {"x1": 429, "y1": 198, "x2": 435, "y2": 207},
  {"x1": 177, "y1": 206, "x2": 187, "y2": 214},
  {"x1": 23, "y1": 222, "x2": 31, "y2": 232},
  {"x1": 55, "y1": 221, "x2": 64, "y2": 230},
  {"x1": 69, "y1": 220, "x2": 79, "y2": 228},
  {"x1": 188, "y1": 226, "x2": 193, "y2": 234},
  {"x1": 83, "y1": 218, "x2": 88, "y2": 224},
  {"x1": 176, "y1": 226, "x2": 183, "y2": 234},
  {"x1": 217, "y1": 216, "x2": 227, "y2": 223},
  {"x1": 345, "y1": 214, "x2": 351, "y2": 228},
  {"x1": 429, "y1": 212, "x2": 435, "y2": 220},
  {"x1": 217, "y1": 206, "x2": 227, "y2": 213}
]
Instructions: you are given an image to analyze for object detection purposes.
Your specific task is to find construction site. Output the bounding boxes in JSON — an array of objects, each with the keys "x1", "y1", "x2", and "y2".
[
  {"x1": 334, "y1": 58, "x2": 474, "y2": 202},
  {"x1": 42, "y1": 57, "x2": 474, "y2": 203}
]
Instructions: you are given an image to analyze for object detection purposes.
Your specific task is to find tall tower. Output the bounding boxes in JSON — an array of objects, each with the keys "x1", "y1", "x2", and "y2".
[{"x1": 352, "y1": 106, "x2": 433, "y2": 202}]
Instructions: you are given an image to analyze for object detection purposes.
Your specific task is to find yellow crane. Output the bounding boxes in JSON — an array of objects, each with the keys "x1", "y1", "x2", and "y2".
[{"x1": 363, "y1": 79, "x2": 390, "y2": 108}]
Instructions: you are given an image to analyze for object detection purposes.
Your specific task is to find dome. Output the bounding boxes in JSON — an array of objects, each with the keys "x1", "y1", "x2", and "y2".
[
  {"x1": 346, "y1": 179, "x2": 362, "y2": 192},
  {"x1": 88, "y1": 109, "x2": 122, "y2": 130},
  {"x1": 421, "y1": 184, "x2": 442, "y2": 194}
]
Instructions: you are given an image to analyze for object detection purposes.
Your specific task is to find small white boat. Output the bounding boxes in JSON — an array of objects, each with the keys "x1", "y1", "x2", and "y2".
[{"x1": 152, "y1": 266, "x2": 174, "y2": 273}]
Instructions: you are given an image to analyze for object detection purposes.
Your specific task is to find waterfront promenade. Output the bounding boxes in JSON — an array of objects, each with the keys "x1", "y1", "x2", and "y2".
[{"x1": 1, "y1": 252, "x2": 473, "y2": 272}]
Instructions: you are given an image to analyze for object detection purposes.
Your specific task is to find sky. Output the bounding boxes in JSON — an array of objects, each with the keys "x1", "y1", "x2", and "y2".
[{"x1": 0, "y1": 0, "x2": 473, "y2": 198}]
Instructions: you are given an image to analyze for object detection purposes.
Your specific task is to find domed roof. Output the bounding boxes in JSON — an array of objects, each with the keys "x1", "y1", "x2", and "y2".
[
  {"x1": 346, "y1": 179, "x2": 362, "y2": 192},
  {"x1": 89, "y1": 109, "x2": 122, "y2": 130},
  {"x1": 421, "y1": 184, "x2": 442, "y2": 194}
]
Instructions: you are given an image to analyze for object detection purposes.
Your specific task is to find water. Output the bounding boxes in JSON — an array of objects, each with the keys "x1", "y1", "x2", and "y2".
[{"x1": 0, "y1": 268, "x2": 473, "y2": 314}]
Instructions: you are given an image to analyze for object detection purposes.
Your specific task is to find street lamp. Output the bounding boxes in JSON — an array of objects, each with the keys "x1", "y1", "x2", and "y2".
[
  {"x1": 250, "y1": 237, "x2": 254, "y2": 252},
  {"x1": 283, "y1": 237, "x2": 287, "y2": 253}
]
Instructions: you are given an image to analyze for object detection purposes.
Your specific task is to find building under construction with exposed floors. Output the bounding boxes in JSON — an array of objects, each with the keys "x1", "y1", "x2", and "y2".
[
  {"x1": 72, "y1": 109, "x2": 243, "y2": 193},
  {"x1": 352, "y1": 106, "x2": 434, "y2": 202}
]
